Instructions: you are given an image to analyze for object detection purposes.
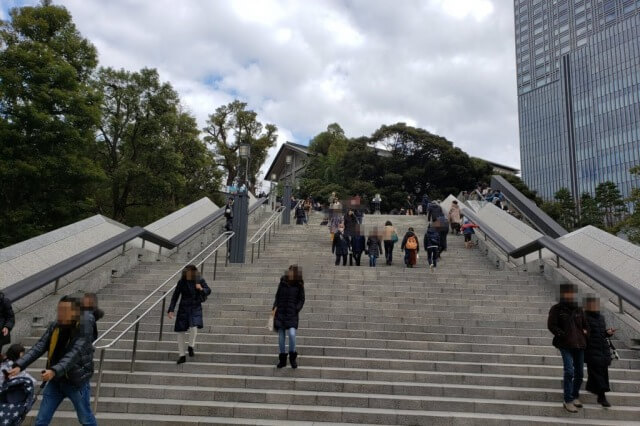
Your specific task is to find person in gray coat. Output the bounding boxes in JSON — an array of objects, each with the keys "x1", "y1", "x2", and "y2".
[{"x1": 9, "y1": 296, "x2": 96, "y2": 425}]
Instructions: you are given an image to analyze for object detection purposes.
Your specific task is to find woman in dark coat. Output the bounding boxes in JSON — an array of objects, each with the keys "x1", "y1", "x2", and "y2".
[
  {"x1": 584, "y1": 296, "x2": 615, "y2": 407},
  {"x1": 366, "y1": 228, "x2": 382, "y2": 267},
  {"x1": 273, "y1": 265, "x2": 305, "y2": 369},
  {"x1": 0, "y1": 292, "x2": 15, "y2": 353},
  {"x1": 168, "y1": 264, "x2": 211, "y2": 364},
  {"x1": 332, "y1": 224, "x2": 350, "y2": 266}
]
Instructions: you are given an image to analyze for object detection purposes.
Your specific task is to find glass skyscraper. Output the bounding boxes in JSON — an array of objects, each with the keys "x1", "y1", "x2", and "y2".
[{"x1": 514, "y1": 0, "x2": 640, "y2": 202}]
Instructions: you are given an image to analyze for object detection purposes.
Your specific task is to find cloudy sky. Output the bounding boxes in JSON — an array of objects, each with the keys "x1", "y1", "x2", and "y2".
[{"x1": 2, "y1": 0, "x2": 520, "y2": 184}]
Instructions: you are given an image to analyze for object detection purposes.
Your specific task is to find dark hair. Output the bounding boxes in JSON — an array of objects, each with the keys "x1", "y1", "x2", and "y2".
[
  {"x1": 59, "y1": 295, "x2": 81, "y2": 311},
  {"x1": 287, "y1": 264, "x2": 304, "y2": 287},
  {"x1": 408, "y1": 227, "x2": 414, "y2": 232},
  {"x1": 181, "y1": 264, "x2": 199, "y2": 281},
  {"x1": 5, "y1": 343, "x2": 25, "y2": 362},
  {"x1": 560, "y1": 283, "x2": 577, "y2": 294},
  {"x1": 385, "y1": 221, "x2": 392, "y2": 226}
]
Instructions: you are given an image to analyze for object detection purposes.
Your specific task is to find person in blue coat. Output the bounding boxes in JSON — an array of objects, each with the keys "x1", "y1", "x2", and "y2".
[
  {"x1": 168, "y1": 264, "x2": 211, "y2": 364},
  {"x1": 349, "y1": 225, "x2": 366, "y2": 266}
]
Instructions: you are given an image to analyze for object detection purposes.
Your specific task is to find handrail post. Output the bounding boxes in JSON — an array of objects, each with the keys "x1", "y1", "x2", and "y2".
[
  {"x1": 555, "y1": 255, "x2": 560, "y2": 268},
  {"x1": 130, "y1": 315, "x2": 140, "y2": 373},
  {"x1": 263, "y1": 234, "x2": 266, "y2": 251},
  {"x1": 618, "y1": 296, "x2": 624, "y2": 314},
  {"x1": 53, "y1": 279, "x2": 60, "y2": 295},
  {"x1": 225, "y1": 240, "x2": 229, "y2": 267},
  {"x1": 213, "y1": 251, "x2": 218, "y2": 280},
  {"x1": 93, "y1": 348, "x2": 106, "y2": 413},
  {"x1": 257, "y1": 240, "x2": 261, "y2": 259},
  {"x1": 121, "y1": 243, "x2": 126, "y2": 256},
  {"x1": 159, "y1": 294, "x2": 166, "y2": 341},
  {"x1": 251, "y1": 244, "x2": 255, "y2": 264}
]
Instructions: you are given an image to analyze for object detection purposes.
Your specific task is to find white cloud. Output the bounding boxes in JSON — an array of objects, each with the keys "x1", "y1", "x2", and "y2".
[{"x1": 31, "y1": 0, "x2": 520, "y2": 180}]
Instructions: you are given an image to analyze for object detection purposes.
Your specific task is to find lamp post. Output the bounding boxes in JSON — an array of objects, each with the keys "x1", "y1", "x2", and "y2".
[
  {"x1": 270, "y1": 173, "x2": 277, "y2": 211},
  {"x1": 282, "y1": 154, "x2": 293, "y2": 224},
  {"x1": 239, "y1": 143, "x2": 250, "y2": 192}
]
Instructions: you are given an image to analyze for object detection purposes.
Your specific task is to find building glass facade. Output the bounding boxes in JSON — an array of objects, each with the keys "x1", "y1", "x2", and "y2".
[{"x1": 514, "y1": 0, "x2": 640, "y2": 202}]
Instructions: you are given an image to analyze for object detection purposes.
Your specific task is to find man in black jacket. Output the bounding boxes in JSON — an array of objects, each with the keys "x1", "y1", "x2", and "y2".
[
  {"x1": 547, "y1": 283, "x2": 589, "y2": 413},
  {"x1": 9, "y1": 296, "x2": 96, "y2": 425},
  {"x1": 0, "y1": 292, "x2": 15, "y2": 352}
]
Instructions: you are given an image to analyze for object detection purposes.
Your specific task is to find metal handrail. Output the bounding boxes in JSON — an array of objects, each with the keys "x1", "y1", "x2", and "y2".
[
  {"x1": 248, "y1": 206, "x2": 285, "y2": 263},
  {"x1": 249, "y1": 206, "x2": 285, "y2": 244},
  {"x1": 459, "y1": 205, "x2": 640, "y2": 314},
  {"x1": 92, "y1": 230, "x2": 234, "y2": 412},
  {"x1": 92, "y1": 231, "x2": 233, "y2": 347},
  {"x1": 490, "y1": 175, "x2": 567, "y2": 238}
]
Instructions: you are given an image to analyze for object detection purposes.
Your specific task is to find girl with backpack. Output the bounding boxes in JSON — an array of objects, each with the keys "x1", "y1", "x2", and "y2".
[
  {"x1": 167, "y1": 265, "x2": 211, "y2": 364},
  {"x1": 401, "y1": 227, "x2": 420, "y2": 268}
]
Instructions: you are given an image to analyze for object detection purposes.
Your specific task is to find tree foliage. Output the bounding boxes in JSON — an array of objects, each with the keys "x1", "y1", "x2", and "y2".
[
  {"x1": 577, "y1": 192, "x2": 602, "y2": 228},
  {"x1": 595, "y1": 181, "x2": 626, "y2": 228},
  {"x1": 203, "y1": 100, "x2": 277, "y2": 191},
  {"x1": 0, "y1": 3, "x2": 102, "y2": 246},
  {"x1": 299, "y1": 123, "x2": 493, "y2": 212},
  {"x1": 93, "y1": 67, "x2": 222, "y2": 224},
  {"x1": 621, "y1": 166, "x2": 640, "y2": 244},
  {"x1": 553, "y1": 188, "x2": 577, "y2": 231}
]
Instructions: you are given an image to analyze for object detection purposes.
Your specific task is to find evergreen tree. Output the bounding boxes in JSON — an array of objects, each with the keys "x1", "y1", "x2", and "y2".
[
  {"x1": 0, "y1": 2, "x2": 102, "y2": 247},
  {"x1": 595, "y1": 181, "x2": 626, "y2": 228},
  {"x1": 621, "y1": 166, "x2": 640, "y2": 244},
  {"x1": 554, "y1": 188, "x2": 576, "y2": 231},
  {"x1": 578, "y1": 192, "x2": 602, "y2": 228}
]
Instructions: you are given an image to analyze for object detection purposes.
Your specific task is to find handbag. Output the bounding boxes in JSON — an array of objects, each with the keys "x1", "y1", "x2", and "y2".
[
  {"x1": 391, "y1": 232, "x2": 399, "y2": 243},
  {"x1": 608, "y1": 337, "x2": 620, "y2": 361},
  {"x1": 267, "y1": 308, "x2": 276, "y2": 332}
]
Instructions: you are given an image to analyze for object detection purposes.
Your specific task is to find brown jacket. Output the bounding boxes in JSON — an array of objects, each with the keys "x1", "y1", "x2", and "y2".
[{"x1": 547, "y1": 302, "x2": 589, "y2": 349}]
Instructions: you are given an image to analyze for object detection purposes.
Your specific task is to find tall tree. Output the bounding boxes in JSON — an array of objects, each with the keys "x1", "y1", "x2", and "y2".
[
  {"x1": 595, "y1": 181, "x2": 626, "y2": 228},
  {"x1": 203, "y1": 100, "x2": 277, "y2": 191},
  {"x1": 621, "y1": 166, "x2": 640, "y2": 244},
  {"x1": 93, "y1": 67, "x2": 218, "y2": 224},
  {"x1": 0, "y1": 2, "x2": 102, "y2": 247},
  {"x1": 553, "y1": 188, "x2": 576, "y2": 231},
  {"x1": 577, "y1": 192, "x2": 602, "y2": 228}
]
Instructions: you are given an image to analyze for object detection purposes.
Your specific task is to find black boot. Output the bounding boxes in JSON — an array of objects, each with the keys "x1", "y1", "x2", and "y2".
[
  {"x1": 176, "y1": 355, "x2": 186, "y2": 365},
  {"x1": 276, "y1": 353, "x2": 287, "y2": 368},
  {"x1": 188, "y1": 346, "x2": 194, "y2": 357},
  {"x1": 597, "y1": 394, "x2": 611, "y2": 407},
  {"x1": 289, "y1": 352, "x2": 298, "y2": 369}
]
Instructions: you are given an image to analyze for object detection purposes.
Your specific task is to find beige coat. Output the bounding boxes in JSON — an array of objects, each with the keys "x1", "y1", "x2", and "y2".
[
  {"x1": 382, "y1": 225, "x2": 396, "y2": 241},
  {"x1": 448, "y1": 205, "x2": 462, "y2": 224}
]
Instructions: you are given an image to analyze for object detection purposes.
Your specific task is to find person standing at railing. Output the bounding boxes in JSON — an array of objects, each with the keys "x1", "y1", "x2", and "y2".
[
  {"x1": 273, "y1": 265, "x2": 305, "y2": 369},
  {"x1": 0, "y1": 292, "x2": 15, "y2": 353},
  {"x1": 8, "y1": 296, "x2": 97, "y2": 426},
  {"x1": 167, "y1": 265, "x2": 211, "y2": 365},
  {"x1": 224, "y1": 198, "x2": 234, "y2": 231}
]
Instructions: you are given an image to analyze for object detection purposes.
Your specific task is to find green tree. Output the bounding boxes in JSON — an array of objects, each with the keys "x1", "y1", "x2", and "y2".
[
  {"x1": 497, "y1": 173, "x2": 543, "y2": 205},
  {"x1": 621, "y1": 166, "x2": 640, "y2": 244},
  {"x1": 577, "y1": 192, "x2": 603, "y2": 228},
  {"x1": 0, "y1": 2, "x2": 102, "y2": 247},
  {"x1": 554, "y1": 188, "x2": 576, "y2": 230},
  {"x1": 595, "y1": 181, "x2": 626, "y2": 228},
  {"x1": 203, "y1": 100, "x2": 277, "y2": 192},
  {"x1": 93, "y1": 67, "x2": 218, "y2": 224}
]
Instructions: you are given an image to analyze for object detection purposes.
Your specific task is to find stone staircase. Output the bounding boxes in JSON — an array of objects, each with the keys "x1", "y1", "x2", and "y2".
[{"x1": 23, "y1": 212, "x2": 640, "y2": 425}]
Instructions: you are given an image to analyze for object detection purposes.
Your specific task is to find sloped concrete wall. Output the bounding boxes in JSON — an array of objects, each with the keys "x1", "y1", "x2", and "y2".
[
  {"x1": 476, "y1": 203, "x2": 542, "y2": 248},
  {"x1": 544, "y1": 226, "x2": 640, "y2": 291},
  {"x1": 0, "y1": 215, "x2": 129, "y2": 290}
]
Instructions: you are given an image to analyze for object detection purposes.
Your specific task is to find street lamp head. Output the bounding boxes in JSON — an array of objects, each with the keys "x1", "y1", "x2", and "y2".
[
  {"x1": 271, "y1": 173, "x2": 277, "y2": 181},
  {"x1": 239, "y1": 143, "x2": 250, "y2": 159},
  {"x1": 285, "y1": 154, "x2": 292, "y2": 165}
]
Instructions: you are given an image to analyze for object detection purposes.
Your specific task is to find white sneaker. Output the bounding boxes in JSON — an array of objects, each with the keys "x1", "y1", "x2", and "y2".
[{"x1": 429, "y1": 264, "x2": 434, "y2": 272}]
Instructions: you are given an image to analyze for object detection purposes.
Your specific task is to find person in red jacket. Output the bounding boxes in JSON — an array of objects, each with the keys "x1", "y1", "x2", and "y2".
[{"x1": 547, "y1": 283, "x2": 589, "y2": 413}]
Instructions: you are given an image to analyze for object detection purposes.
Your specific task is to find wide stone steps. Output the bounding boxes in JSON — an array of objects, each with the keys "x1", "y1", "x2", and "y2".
[{"x1": 22, "y1": 213, "x2": 640, "y2": 424}]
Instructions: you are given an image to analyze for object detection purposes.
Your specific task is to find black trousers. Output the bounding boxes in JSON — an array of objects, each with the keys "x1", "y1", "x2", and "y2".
[
  {"x1": 335, "y1": 254, "x2": 347, "y2": 265},
  {"x1": 351, "y1": 252, "x2": 363, "y2": 266}
]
